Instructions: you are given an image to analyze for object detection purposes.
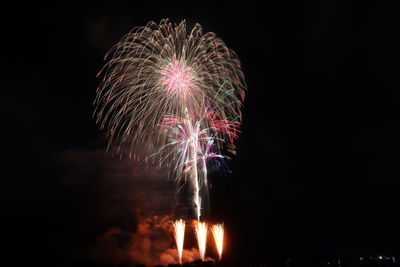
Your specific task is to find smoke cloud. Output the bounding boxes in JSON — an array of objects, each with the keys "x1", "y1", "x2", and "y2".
[
  {"x1": 53, "y1": 147, "x2": 203, "y2": 265},
  {"x1": 88, "y1": 214, "x2": 204, "y2": 266}
]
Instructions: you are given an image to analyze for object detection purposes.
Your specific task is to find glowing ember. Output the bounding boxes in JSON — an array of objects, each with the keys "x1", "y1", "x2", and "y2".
[
  {"x1": 172, "y1": 219, "x2": 186, "y2": 264},
  {"x1": 195, "y1": 221, "x2": 208, "y2": 260},
  {"x1": 211, "y1": 223, "x2": 224, "y2": 260}
]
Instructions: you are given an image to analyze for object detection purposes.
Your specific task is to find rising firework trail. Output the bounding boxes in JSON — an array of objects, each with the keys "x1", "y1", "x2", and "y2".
[
  {"x1": 172, "y1": 219, "x2": 186, "y2": 264},
  {"x1": 195, "y1": 221, "x2": 208, "y2": 261},
  {"x1": 184, "y1": 107, "x2": 202, "y2": 221},
  {"x1": 155, "y1": 106, "x2": 237, "y2": 220},
  {"x1": 94, "y1": 18, "x2": 246, "y2": 221},
  {"x1": 211, "y1": 223, "x2": 224, "y2": 260}
]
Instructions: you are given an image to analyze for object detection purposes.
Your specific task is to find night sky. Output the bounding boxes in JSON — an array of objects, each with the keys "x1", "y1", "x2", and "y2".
[{"x1": 6, "y1": 2, "x2": 400, "y2": 266}]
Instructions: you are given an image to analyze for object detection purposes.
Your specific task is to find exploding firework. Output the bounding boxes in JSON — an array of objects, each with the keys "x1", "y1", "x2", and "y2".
[
  {"x1": 195, "y1": 221, "x2": 208, "y2": 261},
  {"x1": 211, "y1": 223, "x2": 224, "y2": 260},
  {"x1": 94, "y1": 18, "x2": 245, "y2": 222},
  {"x1": 172, "y1": 219, "x2": 186, "y2": 264},
  {"x1": 94, "y1": 19, "x2": 245, "y2": 156},
  {"x1": 153, "y1": 107, "x2": 239, "y2": 219}
]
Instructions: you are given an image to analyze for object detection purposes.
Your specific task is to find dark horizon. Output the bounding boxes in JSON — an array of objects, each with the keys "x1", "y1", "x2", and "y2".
[{"x1": 5, "y1": 2, "x2": 400, "y2": 266}]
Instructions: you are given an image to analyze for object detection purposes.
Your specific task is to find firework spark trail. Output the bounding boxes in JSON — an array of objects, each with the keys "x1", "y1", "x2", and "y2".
[
  {"x1": 172, "y1": 219, "x2": 186, "y2": 264},
  {"x1": 94, "y1": 18, "x2": 246, "y2": 221},
  {"x1": 157, "y1": 106, "x2": 235, "y2": 220},
  {"x1": 211, "y1": 224, "x2": 224, "y2": 260},
  {"x1": 184, "y1": 107, "x2": 202, "y2": 221},
  {"x1": 195, "y1": 221, "x2": 208, "y2": 261}
]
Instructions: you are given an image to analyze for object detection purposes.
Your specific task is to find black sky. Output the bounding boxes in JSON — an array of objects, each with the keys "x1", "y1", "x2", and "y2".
[{"x1": 5, "y1": 2, "x2": 400, "y2": 266}]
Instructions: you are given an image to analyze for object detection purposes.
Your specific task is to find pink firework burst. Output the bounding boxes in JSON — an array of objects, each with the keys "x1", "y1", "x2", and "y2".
[{"x1": 161, "y1": 60, "x2": 196, "y2": 98}]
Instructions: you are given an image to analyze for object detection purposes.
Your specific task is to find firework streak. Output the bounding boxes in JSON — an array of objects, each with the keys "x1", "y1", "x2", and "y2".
[
  {"x1": 195, "y1": 221, "x2": 208, "y2": 261},
  {"x1": 94, "y1": 19, "x2": 245, "y2": 220},
  {"x1": 211, "y1": 223, "x2": 224, "y2": 260},
  {"x1": 172, "y1": 219, "x2": 185, "y2": 263}
]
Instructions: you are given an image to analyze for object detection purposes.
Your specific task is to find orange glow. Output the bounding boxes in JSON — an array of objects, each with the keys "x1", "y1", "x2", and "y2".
[
  {"x1": 195, "y1": 221, "x2": 208, "y2": 260},
  {"x1": 172, "y1": 219, "x2": 185, "y2": 264},
  {"x1": 211, "y1": 224, "x2": 224, "y2": 260}
]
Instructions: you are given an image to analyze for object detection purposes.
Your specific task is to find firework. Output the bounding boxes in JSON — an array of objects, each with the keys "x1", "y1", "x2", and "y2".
[
  {"x1": 195, "y1": 221, "x2": 208, "y2": 261},
  {"x1": 211, "y1": 223, "x2": 224, "y2": 260},
  {"x1": 172, "y1": 219, "x2": 186, "y2": 264},
  {"x1": 94, "y1": 19, "x2": 245, "y2": 156},
  {"x1": 153, "y1": 107, "x2": 236, "y2": 220},
  {"x1": 94, "y1": 18, "x2": 245, "y2": 220}
]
